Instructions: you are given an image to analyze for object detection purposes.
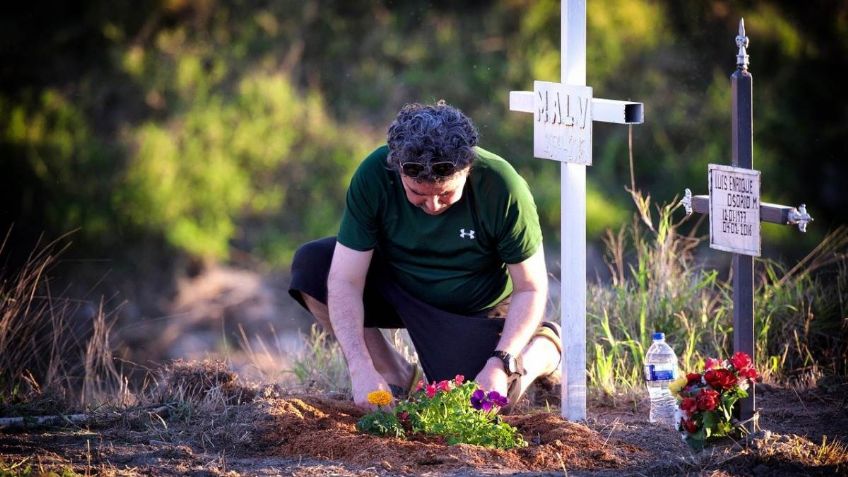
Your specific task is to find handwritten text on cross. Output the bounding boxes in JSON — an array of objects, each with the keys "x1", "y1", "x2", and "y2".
[{"x1": 709, "y1": 164, "x2": 761, "y2": 256}]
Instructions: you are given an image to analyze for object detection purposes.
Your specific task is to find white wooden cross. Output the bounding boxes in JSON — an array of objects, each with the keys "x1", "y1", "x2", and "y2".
[{"x1": 508, "y1": 0, "x2": 644, "y2": 420}]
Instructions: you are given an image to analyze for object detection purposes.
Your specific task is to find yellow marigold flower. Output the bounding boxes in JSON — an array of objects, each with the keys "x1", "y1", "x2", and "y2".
[
  {"x1": 668, "y1": 375, "x2": 688, "y2": 395},
  {"x1": 366, "y1": 390, "x2": 393, "y2": 407}
]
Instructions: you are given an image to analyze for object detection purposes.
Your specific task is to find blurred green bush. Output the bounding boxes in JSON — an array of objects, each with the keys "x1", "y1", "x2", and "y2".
[{"x1": 1, "y1": 0, "x2": 845, "y2": 264}]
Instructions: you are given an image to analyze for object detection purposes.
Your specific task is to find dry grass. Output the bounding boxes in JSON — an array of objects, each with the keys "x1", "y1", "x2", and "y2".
[
  {"x1": 757, "y1": 433, "x2": 848, "y2": 469},
  {"x1": 0, "y1": 230, "x2": 124, "y2": 415},
  {"x1": 133, "y1": 359, "x2": 267, "y2": 453},
  {"x1": 0, "y1": 459, "x2": 85, "y2": 477},
  {"x1": 678, "y1": 432, "x2": 848, "y2": 475},
  {"x1": 287, "y1": 324, "x2": 350, "y2": 395},
  {"x1": 152, "y1": 359, "x2": 254, "y2": 408}
]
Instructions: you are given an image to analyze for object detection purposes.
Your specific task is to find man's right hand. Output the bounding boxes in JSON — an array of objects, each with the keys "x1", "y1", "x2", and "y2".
[{"x1": 350, "y1": 365, "x2": 393, "y2": 411}]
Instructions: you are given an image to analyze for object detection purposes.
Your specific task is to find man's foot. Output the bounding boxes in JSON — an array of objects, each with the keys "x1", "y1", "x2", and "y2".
[
  {"x1": 534, "y1": 322, "x2": 562, "y2": 379},
  {"x1": 388, "y1": 364, "x2": 423, "y2": 399},
  {"x1": 505, "y1": 321, "x2": 562, "y2": 411}
]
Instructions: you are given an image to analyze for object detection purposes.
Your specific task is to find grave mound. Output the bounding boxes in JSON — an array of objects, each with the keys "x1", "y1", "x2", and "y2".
[{"x1": 252, "y1": 395, "x2": 647, "y2": 473}]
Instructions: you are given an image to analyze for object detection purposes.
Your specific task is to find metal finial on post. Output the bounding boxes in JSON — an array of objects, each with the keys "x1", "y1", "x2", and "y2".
[
  {"x1": 788, "y1": 204, "x2": 814, "y2": 232},
  {"x1": 736, "y1": 18, "x2": 750, "y2": 70},
  {"x1": 681, "y1": 188, "x2": 693, "y2": 216}
]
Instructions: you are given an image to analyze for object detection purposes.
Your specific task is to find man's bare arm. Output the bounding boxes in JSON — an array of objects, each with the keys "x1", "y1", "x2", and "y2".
[
  {"x1": 475, "y1": 246, "x2": 548, "y2": 394},
  {"x1": 327, "y1": 242, "x2": 388, "y2": 407},
  {"x1": 496, "y1": 246, "x2": 548, "y2": 355}
]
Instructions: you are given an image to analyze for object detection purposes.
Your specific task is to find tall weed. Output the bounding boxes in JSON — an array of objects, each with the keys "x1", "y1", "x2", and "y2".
[
  {"x1": 289, "y1": 324, "x2": 350, "y2": 395},
  {"x1": 0, "y1": 231, "x2": 123, "y2": 413},
  {"x1": 586, "y1": 189, "x2": 848, "y2": 392},
  {"x1": 755, "y1": 227, "x2": 848, "y2": 382}
]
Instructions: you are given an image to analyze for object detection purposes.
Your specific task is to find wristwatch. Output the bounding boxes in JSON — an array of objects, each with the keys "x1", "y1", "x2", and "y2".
[{"x1": 490, "y1": 350, "x2": 524, "y2": 377}]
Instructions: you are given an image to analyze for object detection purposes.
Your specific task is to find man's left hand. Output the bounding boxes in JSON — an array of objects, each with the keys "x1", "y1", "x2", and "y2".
[{"x1": 474, "y1": 357, "x2": 509, "y2": 398}]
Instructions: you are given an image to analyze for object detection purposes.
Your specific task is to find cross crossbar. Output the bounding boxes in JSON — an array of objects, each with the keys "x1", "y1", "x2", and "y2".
[
  {"x1": 509, "y1": 91, "x2": 644, "y2": 124},
  {"x1": 682, "y1": 190, "x2": 813, "y2": 231}
]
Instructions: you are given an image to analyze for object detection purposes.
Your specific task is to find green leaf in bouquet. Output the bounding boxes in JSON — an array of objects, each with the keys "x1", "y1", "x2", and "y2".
[{"x1": 716, "y1": 420, "x2": 733, "y2": 436}]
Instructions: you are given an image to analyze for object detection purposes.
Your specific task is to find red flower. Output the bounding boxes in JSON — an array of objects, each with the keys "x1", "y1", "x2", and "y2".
[
  {"x1": 739, "y1": 366, "x2": 759, "y2": 380},
  {"x1": 729, "y1": 352, "x2": 752, "y2": 371},
  {"x1": 681, "y1": 418, "x2": 699, "y2": 433},
  {"x1": 438, "y1": 380, "x2": 451, "y2": 393},
  {"x1": 415, "y1": 380, "x2": 425, "y2": 392},
  {"x1": 425, "y1": 383, "x2": 437, "y2": 398},
  {"x1": 455, "y1": 374, "x2": 465, "y2": 386},
  {"x1": 696, "y1": 389, "x2": 719, "y2": 411},
  {"x1": 686, "y1": 373, "x2": 703, "y2": 385},
  {"x1": 704, "y1": 368, "x2": 737, "y2": 391},
  {"x1": 398, "y1": 411, "x2": 409, "y2": 422},
  {"x1": 680, "y1": 397, "x2": 698, "y2": 414},
  {"x1": 704, "y1": 358, "x2": 721, "y2": 370}
]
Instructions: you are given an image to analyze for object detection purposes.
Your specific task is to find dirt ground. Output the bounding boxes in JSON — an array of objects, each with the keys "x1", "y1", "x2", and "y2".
[{"x1": 1, "y1": 381, "x2": 846, "y2": 476}]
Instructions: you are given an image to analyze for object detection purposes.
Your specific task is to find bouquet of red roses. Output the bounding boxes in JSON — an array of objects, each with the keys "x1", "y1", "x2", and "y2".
[{"x1": 672, "y1": 352, "x2": 759, "y2": 450}]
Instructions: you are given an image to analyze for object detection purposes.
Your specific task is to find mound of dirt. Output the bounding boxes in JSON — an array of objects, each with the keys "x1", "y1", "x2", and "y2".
[{"x1": 251, "y1": 395, "x2": 647, "y2": 473}]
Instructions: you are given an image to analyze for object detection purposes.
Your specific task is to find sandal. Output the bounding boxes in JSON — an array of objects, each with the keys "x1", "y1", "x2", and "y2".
[
  {"x1": 535, "y1": 321, "x2": 562, "y2": 377},
  {"x1": 505, "y1": 321, "x2": 562, "y2": 410},
  {"x1": 389, "y1": 364, "x2": 424, "y2": 399}
]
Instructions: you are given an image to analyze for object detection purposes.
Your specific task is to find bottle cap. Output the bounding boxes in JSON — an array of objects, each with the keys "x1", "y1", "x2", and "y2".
[{"x1": 652, "y1": 332, "x2": 664, "y2": 341}]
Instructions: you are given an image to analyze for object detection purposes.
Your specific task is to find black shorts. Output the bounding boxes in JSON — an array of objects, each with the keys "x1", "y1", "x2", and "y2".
[{"x1": 288, "y1": 237, "x2": 509, "y2": 382}]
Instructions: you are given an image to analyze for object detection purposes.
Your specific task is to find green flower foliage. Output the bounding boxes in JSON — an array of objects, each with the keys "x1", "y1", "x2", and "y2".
[
  {"x1": 356, "y1": 379, "x2": 527, "y2": 450},
  {"x1": 356, "y1": 410, "x2": 405, "y2": 439}
]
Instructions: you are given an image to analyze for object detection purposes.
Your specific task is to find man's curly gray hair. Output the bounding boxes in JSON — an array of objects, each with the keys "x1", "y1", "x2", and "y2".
[{"x1": 386, "y1": 100, "x2": 479, "y2": 182}]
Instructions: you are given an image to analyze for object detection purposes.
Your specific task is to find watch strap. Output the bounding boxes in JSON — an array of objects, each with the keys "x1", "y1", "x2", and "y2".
[{"x1": 491, "y1": 350, "x2": 525, "y2": 376}]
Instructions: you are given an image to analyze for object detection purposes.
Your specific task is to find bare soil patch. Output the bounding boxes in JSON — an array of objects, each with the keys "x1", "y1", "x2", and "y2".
[{"x1": 1, "y1": 384, "x2": 846, "y2": 476}]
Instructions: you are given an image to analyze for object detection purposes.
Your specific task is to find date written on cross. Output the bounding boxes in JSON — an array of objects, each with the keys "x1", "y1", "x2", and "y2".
[
  {"x1": 681, "y1": 165, "x2": 814, "y2": 257},
  {"x1": 709, "y1": 165, "x2": 761, "y2": 255},
  {"x1": 712, "y1": 167, "x2": 758, "y2": 238}
]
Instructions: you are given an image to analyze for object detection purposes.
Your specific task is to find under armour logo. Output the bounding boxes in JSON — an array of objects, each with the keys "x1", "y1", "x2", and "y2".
[{"x1": 459, "y1": 228, "x2": 476, "y2": 239}]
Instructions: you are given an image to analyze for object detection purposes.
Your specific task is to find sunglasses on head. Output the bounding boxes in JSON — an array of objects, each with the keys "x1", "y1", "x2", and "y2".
[{"x1": 400, "y1": 161, "x2": 457, "y2": 178}]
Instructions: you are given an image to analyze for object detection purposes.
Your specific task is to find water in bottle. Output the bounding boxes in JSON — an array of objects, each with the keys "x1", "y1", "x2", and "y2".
[{"x1": 644, "y1": 332, "x2": 678, "y2": 427}]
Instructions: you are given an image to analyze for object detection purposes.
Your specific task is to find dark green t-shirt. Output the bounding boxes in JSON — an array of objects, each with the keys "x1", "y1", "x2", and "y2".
[{"x1": 338, "y1": 145, "x2": 542, "y2": 314}]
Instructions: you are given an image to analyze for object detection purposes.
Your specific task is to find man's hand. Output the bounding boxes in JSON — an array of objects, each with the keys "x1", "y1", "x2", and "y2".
[
  {"x1": 327, "y1": 243, "x2": 387, "y2": 410},
  {"x1": 474, "y1": 358, "x2": 509, "y2": 398},
  {"x1": 475, "y1": 247, "x2": 547, "y2": 407},
  {"x1": 351, "y1": 365, "x2": 393, "y2": 411}
]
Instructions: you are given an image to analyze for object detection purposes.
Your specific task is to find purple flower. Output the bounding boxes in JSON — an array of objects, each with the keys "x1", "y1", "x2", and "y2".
[
  {"x1": 470, "y1": 389, "x2": 486, "y2": 410},
  {"x1": 487, "y1": 391, "x2": 508, "y2": 408},
  {"x1": 470, "y1": 388, "x2": 509, "y2": 411}
]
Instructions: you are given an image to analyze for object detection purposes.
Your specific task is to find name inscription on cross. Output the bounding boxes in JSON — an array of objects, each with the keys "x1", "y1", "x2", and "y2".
[
  {"x1": 508, "y1": 0, "x2": 645, "y2": 421},
  {"x1": 680, "y1": 19, "x2": 813, "y2": 430}
]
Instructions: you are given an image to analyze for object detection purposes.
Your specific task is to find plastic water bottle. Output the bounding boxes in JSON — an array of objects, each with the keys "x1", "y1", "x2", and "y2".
[{"x1": 644, "y1": 332, "x2": 678, "y2": 427}]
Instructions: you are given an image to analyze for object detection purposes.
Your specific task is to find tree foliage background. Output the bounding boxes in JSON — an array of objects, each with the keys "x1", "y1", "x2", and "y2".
[{"x1": 2, "y1": 0, "x2": 846, "y2": 273}]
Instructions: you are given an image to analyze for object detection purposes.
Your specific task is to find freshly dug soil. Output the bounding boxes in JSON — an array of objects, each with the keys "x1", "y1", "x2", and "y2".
[{"x1": 252, "y1": 395, "x2": 648, "y2": 474}]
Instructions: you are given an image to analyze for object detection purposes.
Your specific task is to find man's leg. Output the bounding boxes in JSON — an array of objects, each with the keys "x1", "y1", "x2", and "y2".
[
  {"x1": 289, "y1": 237, "x2": 417, "y2": 395},
  {"x1": 300, "y1": 292, "x2": 415, "y2": 394},
  {"x1": 513, "y1": 326, "x2": 561, "y2": 399}
]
